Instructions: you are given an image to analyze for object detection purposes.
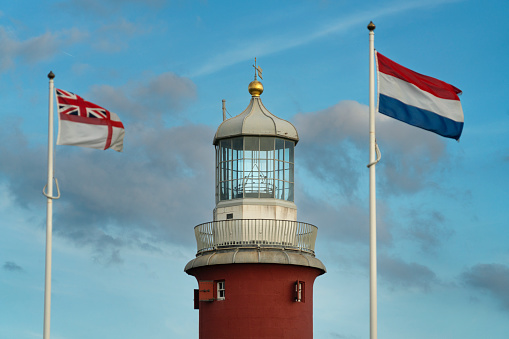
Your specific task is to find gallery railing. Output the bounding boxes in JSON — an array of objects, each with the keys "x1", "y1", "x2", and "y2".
[{"x1": 194, "y1": 219, "x2": 318, "y2": 255}]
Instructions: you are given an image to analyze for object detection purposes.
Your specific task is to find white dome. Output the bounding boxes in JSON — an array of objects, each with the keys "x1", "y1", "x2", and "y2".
[{"x1": 213, "y1": 96, "x2": 299, "y2": 145}]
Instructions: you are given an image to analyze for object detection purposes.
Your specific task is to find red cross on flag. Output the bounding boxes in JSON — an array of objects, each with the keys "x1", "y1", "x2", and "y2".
[{"x1": 56, "y1": 88, "x2": 125, "y2": 152}]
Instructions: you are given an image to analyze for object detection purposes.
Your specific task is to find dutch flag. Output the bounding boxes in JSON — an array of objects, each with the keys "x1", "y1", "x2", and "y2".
[{"x1": 376, "y1": 52, "x2": 464, "y2": 140}]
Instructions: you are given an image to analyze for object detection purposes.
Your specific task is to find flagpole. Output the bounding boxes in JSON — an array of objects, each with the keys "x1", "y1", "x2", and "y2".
[
  {"x1": 367, "y1": 21, "x2": 377, "y2": 339},
  {"x1": 43, "y1": 71, "x2": 56, "y2": 339}
]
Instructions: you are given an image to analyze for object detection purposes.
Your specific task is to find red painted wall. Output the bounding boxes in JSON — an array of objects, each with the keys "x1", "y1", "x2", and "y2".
[{"x1": 187, "y1": 263, "x2": 323, "y2": 339}]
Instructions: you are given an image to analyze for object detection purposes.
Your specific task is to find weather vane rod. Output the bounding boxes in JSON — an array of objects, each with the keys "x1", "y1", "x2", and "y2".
[{"x1": 253, "y1": 57, "x2": 263, "y2": 80}]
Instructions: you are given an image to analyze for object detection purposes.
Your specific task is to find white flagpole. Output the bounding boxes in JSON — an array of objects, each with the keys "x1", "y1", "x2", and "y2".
[
  {"x1": 367, "y1": 21, "x2": 377, "y2": 339},
  {"x1": 43, "y1": 71, "x2": 56, "y2": 339}
]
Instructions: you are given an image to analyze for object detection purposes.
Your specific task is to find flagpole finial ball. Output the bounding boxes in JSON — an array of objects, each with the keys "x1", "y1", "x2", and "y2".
[
  {"x1": 48, "y1": 71, "x2": 55, "y2": 79},
  {"x1": 248, "y1": 80, "x2": 264, "y2": 97},
  {"x1": 367, "y1": 21, "x2": 376, "y2": 31}
]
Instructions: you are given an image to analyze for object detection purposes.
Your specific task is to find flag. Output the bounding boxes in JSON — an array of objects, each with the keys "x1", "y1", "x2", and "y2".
[
  {"x1": 56, "y1": 89, "x2": 125, "y2": 151},
  {"x1": 376, "y1": 52, "x2": 464, "y2": 140}
]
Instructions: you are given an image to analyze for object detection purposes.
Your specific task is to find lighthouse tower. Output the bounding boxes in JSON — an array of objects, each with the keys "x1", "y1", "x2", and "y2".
[{"x1": 185, "y1": 69, "x2": 326, "y2": 339}]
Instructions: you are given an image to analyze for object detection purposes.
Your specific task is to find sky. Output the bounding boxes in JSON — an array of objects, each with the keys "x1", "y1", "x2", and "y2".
[{"x1": 1, "y1": 0, "x2": 508, "y2": 338}]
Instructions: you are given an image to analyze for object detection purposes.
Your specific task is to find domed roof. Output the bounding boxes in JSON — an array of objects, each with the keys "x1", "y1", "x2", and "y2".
[{"x1": 213, "y1": 80, "x2": 299, "y2": 145}]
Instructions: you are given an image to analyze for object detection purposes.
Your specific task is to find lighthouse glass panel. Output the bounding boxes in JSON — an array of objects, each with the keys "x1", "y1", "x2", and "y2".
[{"x1": 217, "y1": 136, "x2": 294, "y2": 202}]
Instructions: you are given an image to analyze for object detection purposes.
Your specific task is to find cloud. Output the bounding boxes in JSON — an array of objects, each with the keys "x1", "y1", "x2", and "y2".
[
  {"x1": 461, "y1": 263, "x2": 509, "y2": 311},
  {"x1": 297, "y1": 188, "x2": 392, "y2": 247},
  {"x1": 0, "y1": 26, "x2": 88, "y2": 72},
  {"x1": 52, "y1": 122, "x2": 215, "y2": 253},
  {"x1": 72, "y1": 62, "x2": 92, "y2": 75},
  {"x1": 88, "y1": 72, "x2": 197, "y2": 122},
  {"x1": 294, "y1": 101, "x2": 366, "y2": 199},
  {"x1": 402, "y1": 208, "x2": 453, "y2": 252},
  {"x1": 294, "y1": 100, "x2": 447, "y2": 199},
  {"x1": 55, "y1": 0, "x2": 165, "y2": 16},
  {"x1": 0, "y1": 119, "x2": 46, "y2": 209},
  {"x1": 3, "y1": 261, "x2": 23, "y2": 272},
  {"x1": 98, "y1": 18, "x2": 148, "y2": 36},
  {"x1": 132, "y1": 72, "x2": 198, "y2": 113},
  {"x1": 0, "y1": 121, "x2": 214, "y2": 262},
  {"x1": 376, "y1": 120, "x2": 447, "y2": 196},
  {"x1": 0, "y1": 16, "x2": 151, "y2": 73},
  {"x1": 92, "y1": 18, "x2": 152, "y2": 53},
  {"x1": 378, "y1": 254, "x2": 438, "y2": 292},
  {"x1": 93, "y1": 248, "x2": 124, "y2": 266}
]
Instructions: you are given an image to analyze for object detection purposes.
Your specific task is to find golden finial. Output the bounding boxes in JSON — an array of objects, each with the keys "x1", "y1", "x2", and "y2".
[{"x1": 249, "y1": 57, "x2": 264, "y2": 97}]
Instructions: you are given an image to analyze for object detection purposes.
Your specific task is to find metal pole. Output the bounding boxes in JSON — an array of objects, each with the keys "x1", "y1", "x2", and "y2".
[
  {"x1": 367, "y1": 21, "x2": 377, "y2": 339},
  {"x1": 222, "y1": 99, "x2": 226, "y2": 121},
  {"x1": 43, "y1": 71, "x2": 55, "y2": 339}
]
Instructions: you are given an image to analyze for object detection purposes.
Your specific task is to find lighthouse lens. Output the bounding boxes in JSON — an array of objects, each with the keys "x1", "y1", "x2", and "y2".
[{"x1": 217, "y1": 136, "x2": 294, "y2": 202}]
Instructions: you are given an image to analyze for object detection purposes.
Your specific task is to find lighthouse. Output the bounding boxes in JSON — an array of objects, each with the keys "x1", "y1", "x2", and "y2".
[{"x1": 185, "y1": 65, "x2": 326, "y2": 339}]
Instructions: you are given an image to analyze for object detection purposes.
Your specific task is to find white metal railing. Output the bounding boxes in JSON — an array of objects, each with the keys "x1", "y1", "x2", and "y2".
[{"x1": 194, "y1": 219, "x2": 318, "y2": 254}]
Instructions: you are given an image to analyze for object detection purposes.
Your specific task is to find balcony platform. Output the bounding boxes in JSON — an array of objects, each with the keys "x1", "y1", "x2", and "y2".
[
  {"x1": 185, "y1": 219, "x2": 326, "y2": 272},
  {"x1": 185, "y1": 247, "x2": 326, "y2": 272}
]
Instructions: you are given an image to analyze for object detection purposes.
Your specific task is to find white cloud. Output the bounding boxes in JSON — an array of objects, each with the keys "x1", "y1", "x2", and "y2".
[
  {"x1": 92, "y1": 18, "x2": 152, "y2": 53},
  {"x1": 0, "y1": 26, "x2": 88, "y2": 72},
  {"x1": 88, "y1": 72, "x2": 197, "y2": 121},
  {"x1": 294, "y1": 100, "x2": 447, "y2": 198},
  {"x1": 56, "y1": 0, "x2": 165, "y2": 16}
]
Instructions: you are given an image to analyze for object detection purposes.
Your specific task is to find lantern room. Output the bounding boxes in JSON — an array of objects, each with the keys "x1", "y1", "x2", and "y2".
[{"x1": 213, "y1": 79, "x2": 300, "y2": 222}]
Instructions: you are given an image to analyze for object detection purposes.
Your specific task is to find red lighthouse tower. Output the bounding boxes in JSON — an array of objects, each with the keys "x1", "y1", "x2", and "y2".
[{"x1": 185, "y1": 71, "x2": 326, "y2": 339}]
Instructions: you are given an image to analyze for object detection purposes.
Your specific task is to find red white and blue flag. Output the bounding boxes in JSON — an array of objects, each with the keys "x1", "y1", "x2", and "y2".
[
  {"x1": 376, "y1": 52, "x2": 464, "y2": 140},
  {"x1": 56, "y1": 89, "x2": 125, "y2": 152}
]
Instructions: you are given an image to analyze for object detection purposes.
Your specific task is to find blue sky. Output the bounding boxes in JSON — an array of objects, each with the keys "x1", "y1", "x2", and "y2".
[{"x1": 1, "y1": 0, "x2": 509, "y2": 338}]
